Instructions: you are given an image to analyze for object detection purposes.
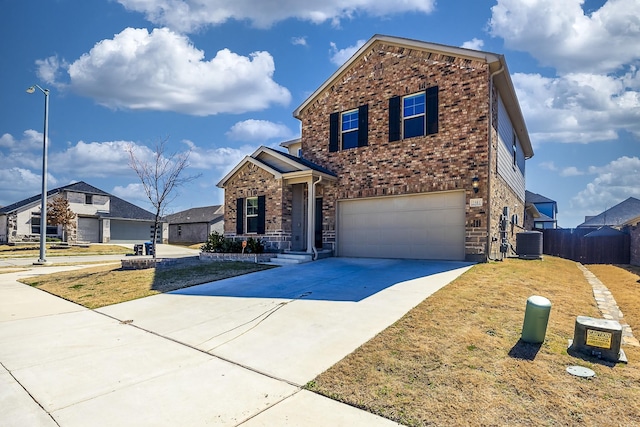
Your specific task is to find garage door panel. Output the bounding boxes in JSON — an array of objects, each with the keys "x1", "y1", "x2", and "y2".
[{"x1": 338, "y1": 191, "x2": 465, "y2": 260}]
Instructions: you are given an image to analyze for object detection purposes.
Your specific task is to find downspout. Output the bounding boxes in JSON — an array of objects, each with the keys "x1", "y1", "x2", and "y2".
[
  {"x1": 487, "y1": 64, "x2": 504, "y2": 261},
  {"x1": 311, "y1": 176, "x2": 323, "y2": 260}
]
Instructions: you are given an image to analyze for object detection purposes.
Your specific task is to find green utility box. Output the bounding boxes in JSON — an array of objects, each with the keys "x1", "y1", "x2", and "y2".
[{"x1": 521, "y1": 295, "x2": 552, "y2": 344}]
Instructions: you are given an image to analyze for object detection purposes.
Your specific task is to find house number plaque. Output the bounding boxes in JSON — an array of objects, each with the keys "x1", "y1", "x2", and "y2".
[{"x1": 470, "y1": 198, "x2": 483, "y2": 207}]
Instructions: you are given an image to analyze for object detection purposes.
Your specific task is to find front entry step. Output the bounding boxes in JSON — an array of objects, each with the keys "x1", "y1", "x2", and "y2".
[{"x1": 268, "y1": 252, "x2": 313, "y2": 265}]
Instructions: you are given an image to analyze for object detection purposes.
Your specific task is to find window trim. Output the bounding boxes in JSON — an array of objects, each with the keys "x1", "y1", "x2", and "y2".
[
  {"x1": 245, "y1": 196, "x2": 259, "y2": 234},
  {"x1": 402, "y1": 92, "x2": 426, "y2": 139},
  {"x1": 341, "y1": 109, "x2": 359, "y2": 150}
]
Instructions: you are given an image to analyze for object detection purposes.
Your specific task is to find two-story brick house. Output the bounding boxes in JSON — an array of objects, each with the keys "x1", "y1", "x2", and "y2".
[
  {"x1": 0, "y1": 181, "x2": 162, "y2": 244},
  {"x1": 218, "y1": 35, "x2": 533, "y2": 261}
]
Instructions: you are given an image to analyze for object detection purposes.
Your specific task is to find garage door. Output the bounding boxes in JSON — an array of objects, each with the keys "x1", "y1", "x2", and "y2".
[
  {"x1": 77, "y1": 217, "x2": 100, "y2": 243},
  {"x1": 337, "y1": 191, "x2": 466, "y2": 260},
  {"x1": 110, "y1": 220, "x2": 155, "y2": 243}
]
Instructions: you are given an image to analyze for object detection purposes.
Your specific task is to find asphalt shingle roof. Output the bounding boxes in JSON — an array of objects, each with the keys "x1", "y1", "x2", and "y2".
[
  {"x1": 0, "y1": 181, "x2": 156, "y2": 221},
  {"x1": 164, "y1": 206, "x2": 223, "y2": 224},
  {"x1": 578, "y1": 197, "x2": 640, "y2": 228}
]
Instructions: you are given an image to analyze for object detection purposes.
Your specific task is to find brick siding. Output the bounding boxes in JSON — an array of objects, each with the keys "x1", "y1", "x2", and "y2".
[{"x1": 297, "y1": 41, "x2": 523, "y2": 260}]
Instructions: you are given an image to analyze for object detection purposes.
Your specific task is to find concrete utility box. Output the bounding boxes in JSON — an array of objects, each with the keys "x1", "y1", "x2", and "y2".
[
  {"x1": 570, "y1": 316, "x2": 626, "y2": 363},
  {"x1": 521, "y1": 295, "x2": 552, "y2": 344}
]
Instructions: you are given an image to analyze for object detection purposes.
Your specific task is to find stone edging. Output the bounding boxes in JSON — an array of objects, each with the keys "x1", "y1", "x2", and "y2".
[{"x1": 578, "y1": 263, "x2": 639, "y2": 347}]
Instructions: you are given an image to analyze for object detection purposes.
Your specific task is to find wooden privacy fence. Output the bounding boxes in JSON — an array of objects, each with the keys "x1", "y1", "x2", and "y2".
[{"x1": 542, "y1": 228, "x2": 630, "y2": 264}]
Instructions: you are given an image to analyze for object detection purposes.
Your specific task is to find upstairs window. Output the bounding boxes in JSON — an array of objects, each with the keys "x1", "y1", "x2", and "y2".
[
  {"x1": 85, "y1": 194, "x2": 93, "y2": 204},
  {"x1": 341, "y1": 109, "x2": 359, "y2": 149},
  {"x1": 403, "y1": 93, "x2": 426, "y2": 139},
  {"x1": 389, "y1": 86, "x2": 439, "y2": 142},
  {"x1": 329, "y1": 105, "x2": 368, "y2": 152}
]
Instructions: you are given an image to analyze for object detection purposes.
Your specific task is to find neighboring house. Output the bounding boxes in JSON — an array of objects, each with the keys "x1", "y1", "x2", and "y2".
[
  {"x1": 218, "y1": 34, "x2": 534, "y2": 261},
  {"x1": 0, "y1": 181, "x2": 162, "y2": 244},
  {"x1": 577, "y1": 197, "x2": 640, "y2": 229},
  {"x1": 164, "y1": 205, "x2": 224, "y2": 244},
  {"x1": 524, "y1": 190, "x2": 558, "y2": 230}
]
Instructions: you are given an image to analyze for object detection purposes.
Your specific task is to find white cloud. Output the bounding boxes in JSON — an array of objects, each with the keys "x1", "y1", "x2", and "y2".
[
  {"x1": 36, "y1": 56, "x2": 68, "y2": 86},
  {"x1": 117, "y1": 0, "x2": 436, "y2": 32},
  {"x1": 111, "y1": 182, "x2": 148, "y2": 205},
  {"x1": 329, "y1": 39, "x2": 366, "y2": 66},
  {"x1": 571, "y1": 156, "x2": 640, "y2": 212},
  {"x1": 42, "y1": 27, "x2": 291, "y2": 116},
  {"x1": 291, "y1": 36, "x2": 307, "y2": 46},
  {"x1": 512, "y1": 71, "x2": 640, "y2": 144},
  {"x1": 560, "y1": 166, "x2": 583, "y2": 177},
  {"x1": 489, "y1": 0, "x2": 640, "y2": 74},
  {"x1": 49, "y1": 140, "x2": 136, "y2": 178},
  {"x1": 226, "y1": 119, "x2": 294, "y2": 141},
  {"x1": 539, "y1": 161, "x2": 558, "y2": 171},
  {"x1": 461, "y1": 38, "x2": 484, "y2": 50}
]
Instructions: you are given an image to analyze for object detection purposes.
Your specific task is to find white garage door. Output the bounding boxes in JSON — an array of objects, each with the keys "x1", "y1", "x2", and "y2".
[
  {"x1": 338, "y1": 191, "x2": 466, "y2": 260},
  {"x1": 77, "y1": 217, "x2": 100, "y2": 243}
]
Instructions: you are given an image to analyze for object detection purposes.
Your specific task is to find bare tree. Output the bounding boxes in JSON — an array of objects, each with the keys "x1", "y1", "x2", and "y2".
[
  {"x1": 127, "y1": 138, "x2": 200, "y2": 258},
  {"x1": 47, "y1": 196, "x2": 76, "y2": 242}
]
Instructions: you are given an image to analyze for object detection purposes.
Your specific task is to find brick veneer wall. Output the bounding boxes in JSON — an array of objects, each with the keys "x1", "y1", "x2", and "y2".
[
  {"x1": 223, "y1": 162, "x2": 293, "y2": 252},
  {"x1": 298, "y1": 41, "x2": 498, "y2": 260}
]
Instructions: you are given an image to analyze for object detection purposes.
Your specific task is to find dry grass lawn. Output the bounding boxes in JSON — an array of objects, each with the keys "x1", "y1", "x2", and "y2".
[
  {"x1": 0, "y1": 244, "x2": 131, "y2": 258},
  {"x1": 307, "y1": 256, "x2": 640, "y2": 426},
  {"x1": 20, "y1": 260, "x2": 274, "y2": 309},
  {"x1": 587, "y1": 264, "x2": 640, "y2": 339}
]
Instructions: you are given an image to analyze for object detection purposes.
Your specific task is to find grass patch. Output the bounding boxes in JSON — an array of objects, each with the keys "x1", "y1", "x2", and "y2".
[
  {"x1": 20, "y1": 260, "x2": 274, "y2": 309},
  {"x1": 306, "y1": 256, "x2": 640, "y2": 426},
  {"x1": 0, "y1": 244, "x2": 131, "y2": 258}
]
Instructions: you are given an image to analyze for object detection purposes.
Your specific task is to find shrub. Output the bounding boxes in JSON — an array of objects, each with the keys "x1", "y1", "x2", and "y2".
[{"x1": 201, "y1": 232, "x2": 265, "y2": 254}]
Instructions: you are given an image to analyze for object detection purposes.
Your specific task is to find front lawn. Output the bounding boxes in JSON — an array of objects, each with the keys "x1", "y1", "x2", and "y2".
[
  {"x1": 0, "y1": 244, "x2": 131, "y2": 258},
  {"x1": 306, "y1": 256, "x2": 640, "y2": 426},
  {"x1": 20, "y1": 260, "x2": 275, "y2": 309}
]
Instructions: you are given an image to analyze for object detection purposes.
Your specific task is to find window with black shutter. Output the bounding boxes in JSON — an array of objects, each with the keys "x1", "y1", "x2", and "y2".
[
  {"x1": 389, "y1": 86, "x2": 439, "y2": 141},
  {"x1": 329, "y1": 105, "x2": 369, "y2": 151}
]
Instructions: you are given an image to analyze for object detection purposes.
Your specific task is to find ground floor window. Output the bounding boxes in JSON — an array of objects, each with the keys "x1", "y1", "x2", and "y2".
[
  {"x1": 246, "y1": 197, "x2": 259, "y2": 233},
  {"x1": 30, "y1": 213, "x2": 58, "y2": 235}
]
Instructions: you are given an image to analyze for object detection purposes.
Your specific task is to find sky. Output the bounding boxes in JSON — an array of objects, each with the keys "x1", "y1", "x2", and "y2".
[{"x1": 1, "y1": 0, "x2": 639, "y2": 228}]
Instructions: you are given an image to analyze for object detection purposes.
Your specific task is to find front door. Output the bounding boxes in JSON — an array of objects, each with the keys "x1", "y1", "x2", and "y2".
[
  {"x1": 291, "y1": 184, "x2": 307, "y2": 251},
  {"x1": 315, "y1": 197, "x2": 323, "y2": 249}
]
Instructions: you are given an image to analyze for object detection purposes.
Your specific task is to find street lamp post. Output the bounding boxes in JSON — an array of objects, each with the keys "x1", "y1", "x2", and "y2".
[{"x1": 26, "y1": 84, "x2": 49, "y2": 264}]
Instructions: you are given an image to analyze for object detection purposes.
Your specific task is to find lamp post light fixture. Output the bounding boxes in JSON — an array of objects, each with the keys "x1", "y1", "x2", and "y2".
[{"x1": 26, "y1": 84, "x2": 50, "y2": 264}]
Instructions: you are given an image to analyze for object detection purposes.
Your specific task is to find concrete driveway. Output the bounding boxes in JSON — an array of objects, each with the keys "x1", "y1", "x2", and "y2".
[{"x1": 1, "y1": 257, "x2": 472, "y2": 426}]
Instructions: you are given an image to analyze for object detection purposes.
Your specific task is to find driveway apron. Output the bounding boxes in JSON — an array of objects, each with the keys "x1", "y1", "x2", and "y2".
[{"x1": 1, "y1": 258, "x2": 471, "y2": 426}]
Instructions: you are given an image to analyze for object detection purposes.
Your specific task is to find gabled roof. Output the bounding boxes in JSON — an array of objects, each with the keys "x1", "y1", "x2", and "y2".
[
  {"x1": 164, "y1": 206, "x2": 224, "y2": 225},
  {"x1": 217, "y1": 146, "x2": 337, "y2": 188},
  {"x1": 577, "y1": 197, "x2": 640, "y2": 228},
  {"x1": 292, "y1": 34, "x2": 533, "y2": 159},
  {"x1": 525, "y1": 190, "x2": 556, "y2": 205},
  {"x1": 0, "y1": 181, "x2": 157, "y2": 221}
]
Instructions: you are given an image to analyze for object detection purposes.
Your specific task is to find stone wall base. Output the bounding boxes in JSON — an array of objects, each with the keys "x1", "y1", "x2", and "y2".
[{"x1": 200, "y1": 252, "x2": 273, "y2": 263}]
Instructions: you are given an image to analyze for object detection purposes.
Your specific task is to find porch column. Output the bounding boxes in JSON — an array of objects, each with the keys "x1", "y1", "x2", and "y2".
[{"x1": 306, "y1": 176, "x2": 315, "y2": 254}]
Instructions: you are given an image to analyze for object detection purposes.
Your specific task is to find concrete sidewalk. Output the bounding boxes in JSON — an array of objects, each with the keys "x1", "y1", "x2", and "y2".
[{"x1": 1, "y1": 257, "x2": 472, "y2": 426}]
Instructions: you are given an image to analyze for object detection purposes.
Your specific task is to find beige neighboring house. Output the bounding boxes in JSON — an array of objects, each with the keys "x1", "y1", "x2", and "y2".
[
  {"x1": 217, "y1": 34, "x2": 534, "y2": 262},
  {"x1": 0, "y1": 181, "x2": 162, "y2": 244},
  {"x1": 164, "y1": 205, "x2": 224, "y2": 244}
]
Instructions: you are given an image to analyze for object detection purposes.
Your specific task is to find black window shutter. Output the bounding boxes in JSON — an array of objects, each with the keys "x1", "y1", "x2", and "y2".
[
  {"x1": 236, "y1": 198, "x2": 244, "y2": 235},
  {"x1": 329, "y1": 112, "x2": 339, "y2": 152},
  {"x1": 426, "y1": 86, "x2": 439, "y2": 135},
  {"x1": 388, "y1": 96, "x2": 401, "y2": 142},
  {"x1": 357, "y1": 104, "x2": 369, "y2": 147},
  {"x1": 257, "y1": 195, "x2": 266, "y2": 235}
]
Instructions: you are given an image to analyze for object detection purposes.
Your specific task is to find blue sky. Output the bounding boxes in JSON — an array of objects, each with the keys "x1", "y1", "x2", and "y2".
[{"x1": 1, "y1": 0, "x2": 638, "y2": 227}]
